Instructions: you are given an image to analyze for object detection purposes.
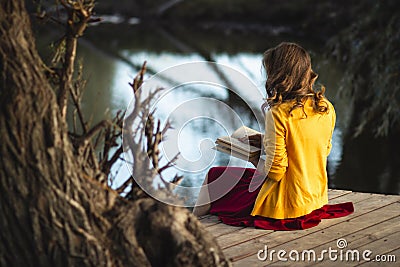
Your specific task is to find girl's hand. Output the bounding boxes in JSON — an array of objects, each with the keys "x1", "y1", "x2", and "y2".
[{"x1": 238, "y1": 134, "x2": 262, "y2": 148}]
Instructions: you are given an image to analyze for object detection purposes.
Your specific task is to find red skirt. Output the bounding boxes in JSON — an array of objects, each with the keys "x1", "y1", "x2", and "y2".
[{"x1": 207, "y1": 167, "x2": 354, "y2": 230}]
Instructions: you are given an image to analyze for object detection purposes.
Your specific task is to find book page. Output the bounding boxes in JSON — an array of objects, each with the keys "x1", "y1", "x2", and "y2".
[
  {"x1": 214, "y1": 126, "x2": 262, "y2": 162},
  {"x1": 216, "y1": 136, "x2": 260, "y2": 154},
  {"x1": 231, "y1": 126, "x2": 261, "y2": 139}
]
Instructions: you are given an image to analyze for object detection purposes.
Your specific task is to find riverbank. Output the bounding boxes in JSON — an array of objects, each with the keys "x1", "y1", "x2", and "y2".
[{"x1": 29, "y1": 1, "x2": 368, "y2": 42}]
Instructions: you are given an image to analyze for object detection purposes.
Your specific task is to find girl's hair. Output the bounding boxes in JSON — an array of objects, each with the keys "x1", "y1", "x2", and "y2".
[{"x1": 262, "y1": 42, "x2": 328, "y2": 114}]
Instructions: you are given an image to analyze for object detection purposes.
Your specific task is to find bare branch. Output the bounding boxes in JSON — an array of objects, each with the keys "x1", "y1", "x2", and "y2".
[
  {"x1": 115, "y1": 176, "x2": 133, "y2": 194},
  {"x1": 158, "y1": 152, "x2": 180, "y2": 174},
  {"x1": 129, "y1": 61, "x2": 147, "y2": 94},
  {"x1": 170, "y1": 174, "x2": 184, "y2": 185},
  {"x1": 57, "y1": 0, "x2": 95, "y2": 120},
  {"x1": 78, "y1": 120, "x2": 111, "y2": 146}
]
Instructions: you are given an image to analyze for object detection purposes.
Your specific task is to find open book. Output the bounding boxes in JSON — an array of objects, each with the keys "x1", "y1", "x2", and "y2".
[{"x1": 214, "y1": 126, "x2": 262, "y2": 161}]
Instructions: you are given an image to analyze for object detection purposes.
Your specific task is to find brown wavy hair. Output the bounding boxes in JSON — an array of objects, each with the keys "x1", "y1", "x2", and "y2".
[{"x1": 262, "y1": 42, "x2": 328, "y2": 115}]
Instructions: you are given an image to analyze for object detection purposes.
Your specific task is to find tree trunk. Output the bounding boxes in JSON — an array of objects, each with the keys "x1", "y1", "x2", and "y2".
[{"x1": 0, "y1": 1, "x2": 229, "y2": 266}]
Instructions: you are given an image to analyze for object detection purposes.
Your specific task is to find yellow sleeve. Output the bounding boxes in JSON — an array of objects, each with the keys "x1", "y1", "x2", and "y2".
[
  {"x1": 327, "y1": 104, "x2": 336, "y2": 156},
  {"x1": 263, "y1": 108, "x2": 288, "y2": 182}
]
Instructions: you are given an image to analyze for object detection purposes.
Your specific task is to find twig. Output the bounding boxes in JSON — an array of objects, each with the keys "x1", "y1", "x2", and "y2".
[
  {"x1": 57, "y1": 0, "x2": 95, "y2": 120},
  {"x1": 116, "y1": 176, "x2": 133, "y2": 194},
  {"x1": 129, "y1": 61, "x2": 147, "y2": 94},
  {"x1": 78, "y1": 120, "x2": 110, "y2": 146}
]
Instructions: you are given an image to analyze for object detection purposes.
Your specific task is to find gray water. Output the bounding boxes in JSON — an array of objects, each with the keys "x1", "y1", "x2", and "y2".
[{"x1": 37, "y1": 20, "x2": 398, "y2": 200}]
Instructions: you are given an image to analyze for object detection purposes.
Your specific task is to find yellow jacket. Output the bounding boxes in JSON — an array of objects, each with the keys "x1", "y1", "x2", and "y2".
[{"x1": 251, "y1": 98, "x2": 335, "y2": 219}]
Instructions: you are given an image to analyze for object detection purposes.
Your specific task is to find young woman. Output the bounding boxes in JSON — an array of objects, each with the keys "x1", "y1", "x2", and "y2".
[{"x1": 193, "y1": 42, "x2": 353, "y2": 230}]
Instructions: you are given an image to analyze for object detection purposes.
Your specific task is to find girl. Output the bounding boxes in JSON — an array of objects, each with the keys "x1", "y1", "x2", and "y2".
[{"x1": 193, "y1": 42, "x2": 353, "y2": 230}]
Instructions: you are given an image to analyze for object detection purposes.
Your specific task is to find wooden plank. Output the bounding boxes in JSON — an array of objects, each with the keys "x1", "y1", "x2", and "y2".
[
  {"x1": 328, "y1": 189, "x2": 353, "y2": 200},
  {"x1": 307, "y1": 216, "x2": 400, "y2": 266},
  {"x1": 217, "y1": 227, "x2": 274, "y2": 250},
  {"x1": 256, "y1": 202, "x2": 400, "y2": 266},
  {"x1": 199, "y1": 190, "x2": 400, "y2": 266},
  {"x1": 225, "y1": 192, "x2": 396, "y2": 264},
  {"x1": 224, "y1": 191, "x2": 375, "y2": 260},
  {"x1": 339, "y1": 216, "x2": 400, "y2": 250},
  {"x1": 200, "y1": 216, "x2": 221, "y2": 227},
  {"x1": 356, "y1": 231, "x2": 400, "y2": 266},
  {"x1": 198, "y1": 214, "x2": 212, "y2": 221},
  {"x1": 328, "y1": 191, "x2": 375, "y2": 205},
  {"x1": 302, "y1": 200, "x2": 400, "y2": 251},
  {"x1": 358, "y1": 248, "x2": 399, "y2": 266},
  {"x1": 206, "y1": 223, "x2": 246, "y2": 238}
]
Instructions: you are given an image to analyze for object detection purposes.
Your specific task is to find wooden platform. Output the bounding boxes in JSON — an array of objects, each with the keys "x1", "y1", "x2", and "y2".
[{"x1": 200, "y1": 189, "x2": 400, "y2": 266}]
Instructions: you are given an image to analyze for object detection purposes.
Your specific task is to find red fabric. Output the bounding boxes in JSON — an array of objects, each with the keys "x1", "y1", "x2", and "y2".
[{"x1": 207, "y1": 166, "x2": 354, "y2": 231}]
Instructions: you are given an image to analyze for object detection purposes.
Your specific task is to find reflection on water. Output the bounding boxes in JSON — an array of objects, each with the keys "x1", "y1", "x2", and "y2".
[{"x1": 37, "y1": 21, "x2": 397, "y2": 197}]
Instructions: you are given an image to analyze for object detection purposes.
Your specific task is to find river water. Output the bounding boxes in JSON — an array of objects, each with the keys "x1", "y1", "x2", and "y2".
[{"x1": 36, "y1": 19, "x2": 399, "y2": 203}]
